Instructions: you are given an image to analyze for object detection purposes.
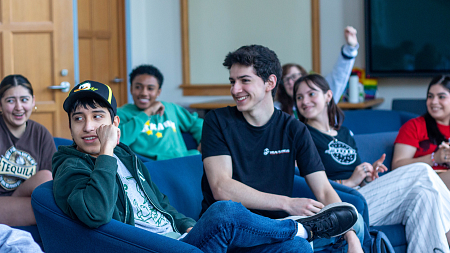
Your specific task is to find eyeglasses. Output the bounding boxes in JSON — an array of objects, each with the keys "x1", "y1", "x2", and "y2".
[{"x1": 283, "y1": 73, "x2": 302, "y2": 83}]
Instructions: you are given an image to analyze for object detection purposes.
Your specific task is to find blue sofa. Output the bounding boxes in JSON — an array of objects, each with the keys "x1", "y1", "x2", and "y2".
[
  {"x1": 31, "y1": 131, "x2": 405, "y2": 252},
  {"x1": 31, "y1": 154, "x2": 367, "y2": 252},
  {"x1": 342, "y1": 109, "x2": 418, "y2": 134},
  {"x1": 354, "y1": 131, "x2": 406, "y2": 253},
  {"x1": 32, "y1": 181, "x2": 203, "y2": 253},
  {"x1": 341, "y1": 110, "x2": 414, "y2": 252},
  {"x1": 147, "y1": 132, "x2": 407, "y2": 252}
]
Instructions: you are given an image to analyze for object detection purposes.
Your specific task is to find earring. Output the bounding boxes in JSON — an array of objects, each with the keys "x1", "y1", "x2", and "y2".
[{"x1": 34, "y1": 106, "x2": 37, "y2": 112}]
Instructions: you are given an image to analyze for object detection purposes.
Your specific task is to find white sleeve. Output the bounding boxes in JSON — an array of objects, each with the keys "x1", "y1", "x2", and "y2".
[
  {"x1": 0, "y1": 225, "x2": 43, "y2": 253},
  {"x1": 325, "y1": 43, "x2": 359, "y2": 103}
]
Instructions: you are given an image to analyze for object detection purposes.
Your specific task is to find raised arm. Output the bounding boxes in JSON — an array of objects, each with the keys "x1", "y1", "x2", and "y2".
[{"x1": 326, "y1": 26, "x2": 359, "y2": 103}]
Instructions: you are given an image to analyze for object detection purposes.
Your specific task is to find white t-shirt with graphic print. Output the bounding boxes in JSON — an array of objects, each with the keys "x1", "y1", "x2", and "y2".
[{"x1": 114, "y1": 154, "x2": 174, "y2": 235}]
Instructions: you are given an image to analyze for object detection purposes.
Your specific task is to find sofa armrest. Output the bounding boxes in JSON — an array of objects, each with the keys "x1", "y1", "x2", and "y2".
[{"x1": 31, "y1": 181, "x2": 202, "y2": 253}]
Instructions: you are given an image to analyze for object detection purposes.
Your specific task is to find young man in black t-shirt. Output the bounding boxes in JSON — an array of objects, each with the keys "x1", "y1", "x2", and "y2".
[{"x1": 201, "y1": 45, "x2": 364, "y2": 252}]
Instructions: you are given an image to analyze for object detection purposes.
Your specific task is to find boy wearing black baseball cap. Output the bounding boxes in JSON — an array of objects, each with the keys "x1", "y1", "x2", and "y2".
[{"x1": 51, "y1": 80, "x2": 357, "y2": 252}]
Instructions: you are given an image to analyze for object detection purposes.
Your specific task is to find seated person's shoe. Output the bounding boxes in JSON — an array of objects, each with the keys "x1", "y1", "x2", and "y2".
[{"x1": 282, "y1": 202, "x2": 358, "y2": 242}]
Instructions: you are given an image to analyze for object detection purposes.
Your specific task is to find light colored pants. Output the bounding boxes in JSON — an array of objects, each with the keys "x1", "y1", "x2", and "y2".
[
  {"x1": 359, "y1": 162, "x2": 450, "y2": 253},
  {"x1": 0, "y1": 224, "x2": 43, "y2": 253}
]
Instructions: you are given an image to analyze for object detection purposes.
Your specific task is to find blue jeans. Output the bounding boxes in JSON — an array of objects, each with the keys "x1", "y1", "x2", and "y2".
[{"x1": 181, "y1": 201, "x2": 313, "y2": 253}]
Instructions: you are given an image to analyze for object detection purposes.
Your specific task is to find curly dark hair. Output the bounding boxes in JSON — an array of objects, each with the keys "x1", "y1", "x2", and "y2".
[
  {"x1": 223, "y1": 45, "x2": 281, "y2": 98},
  {"x1": 129, "y1": 65, "x2": 164, "y2": 89}
]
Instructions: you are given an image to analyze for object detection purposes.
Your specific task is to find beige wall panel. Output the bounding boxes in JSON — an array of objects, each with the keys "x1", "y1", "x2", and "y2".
[
  {"x1": 13, "y1": 33, "x2": 52, "y2": 101},
  {"x1": 188, "y1": 0, "x2": 311, "y2": 85},
  {"x1": 12, "y1": 0, "x2": 51, "y2": 22},
  {"x1": 93, "y1": 39, "x2": 110, "y2": 81},
  {"x1": 29, "y1": 112, "x2": 53, "y2": 133},
  {"x1": 93, "y1": 0, "x2": 109, "y2": 31},
  {"x1": 78, "y1": 38, "x2": 92, "y2": 82},
  {"x1": 78, "y1": 0, "x2": 92, "y2": 30}
]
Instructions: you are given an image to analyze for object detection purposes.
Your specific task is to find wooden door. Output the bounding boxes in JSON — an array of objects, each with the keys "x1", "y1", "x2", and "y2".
[
  {"x1": 77, "y1": 0, "x2": 127, "y2": 107},
  {"x1": 0, "y1": 0, "x2": 75, "y2": 138}
]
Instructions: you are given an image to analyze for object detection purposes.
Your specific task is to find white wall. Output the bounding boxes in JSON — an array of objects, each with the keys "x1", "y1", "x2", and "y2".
[
  {"x1": 129, "y1": 0, "x2": 229, "y2": 106},
  {"x1": 129, "y1": 1, "x2": 429, "y2": 109}
]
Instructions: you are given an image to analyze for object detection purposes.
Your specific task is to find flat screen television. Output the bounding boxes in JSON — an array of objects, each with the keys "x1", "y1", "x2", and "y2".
[{"x1": 365, "y1": 0, "x2": 450, "y2": 77}]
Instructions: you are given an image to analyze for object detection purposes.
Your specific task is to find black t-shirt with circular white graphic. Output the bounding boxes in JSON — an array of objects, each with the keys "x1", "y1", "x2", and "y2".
[{"x1": 307, "y1": 125, "x2": 361, "y2": 181}]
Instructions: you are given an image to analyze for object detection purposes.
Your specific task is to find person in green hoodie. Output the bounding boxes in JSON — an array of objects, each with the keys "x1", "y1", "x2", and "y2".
[
  {"x1": 52, "y1": 80, "x2": 359, "y2": 252},
  {"x1": 117, "y1": 65, "x2": 202, "y2": 160}
]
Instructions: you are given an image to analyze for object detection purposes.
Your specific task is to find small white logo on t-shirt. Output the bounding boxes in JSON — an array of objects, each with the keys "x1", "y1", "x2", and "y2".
[
  {"x1": 263, "y1": 148, "x2": 290, "y2": 156},
  {"x1": 324, "y1": 140, "x2": 357, "y2": 165}
]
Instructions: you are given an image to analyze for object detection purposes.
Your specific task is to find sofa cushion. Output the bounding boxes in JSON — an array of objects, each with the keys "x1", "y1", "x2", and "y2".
[
  {"x1": 144, "y1": 154, "x2": 203, "y2": 221},
  {"x1": 343, "y1": 110, "x2": 417, "y2": 135},
  {"x1": 353, "y1": 131, "x2": 398, "y2": 171}
]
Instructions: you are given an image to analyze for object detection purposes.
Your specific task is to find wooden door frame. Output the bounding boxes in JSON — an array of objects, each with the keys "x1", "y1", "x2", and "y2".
[
  {"x1": 116, "y1": 0, "x2": 128, "y2": 106},
  {"x1": 179, "y1": 0, "x2": 321, "y2": 96}
]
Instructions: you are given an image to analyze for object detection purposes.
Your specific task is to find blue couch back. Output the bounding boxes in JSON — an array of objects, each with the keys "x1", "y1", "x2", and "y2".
[
  {"x1": 353, "y1": 131, "x2": 398, "y2": 171},
  {"x1": 53, "y1": 137, "x2": 73, "y2": 147},
  {"x1": 342, "y1": 110, "x2": 418, "y2": 134},
  {"x1": 144, "y1": 155, "x2": 203, "y2": 220}
]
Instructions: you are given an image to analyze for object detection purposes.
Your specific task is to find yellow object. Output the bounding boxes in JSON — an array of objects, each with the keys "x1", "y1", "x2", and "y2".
[{"x1": 352, "y1": 67, "x2": 378, "y2": 85}]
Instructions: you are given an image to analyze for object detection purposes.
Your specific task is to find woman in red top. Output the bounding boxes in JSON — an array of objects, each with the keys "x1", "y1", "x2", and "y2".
[{"x1": 393, "y1": 75, "x2": 450, "y2": 189}]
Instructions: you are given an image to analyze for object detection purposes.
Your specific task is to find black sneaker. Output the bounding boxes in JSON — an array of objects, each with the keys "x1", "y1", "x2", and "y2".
[{"x1": 282, "y1": 202, "x2": 358, "y2": 242}]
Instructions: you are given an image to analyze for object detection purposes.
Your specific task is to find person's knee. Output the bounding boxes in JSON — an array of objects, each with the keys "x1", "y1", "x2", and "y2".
[
  {"x1": 208, "y1": 201, "x2": 244, "y2": 214},
  {"x1": 204, "y1": 201, "x2": 246, "y2": 223}
]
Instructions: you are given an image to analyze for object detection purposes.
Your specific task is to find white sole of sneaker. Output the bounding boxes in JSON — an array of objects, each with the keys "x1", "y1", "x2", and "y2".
[{"x1": 278, "y1": 202, "x2": 358, "y2": 237}]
